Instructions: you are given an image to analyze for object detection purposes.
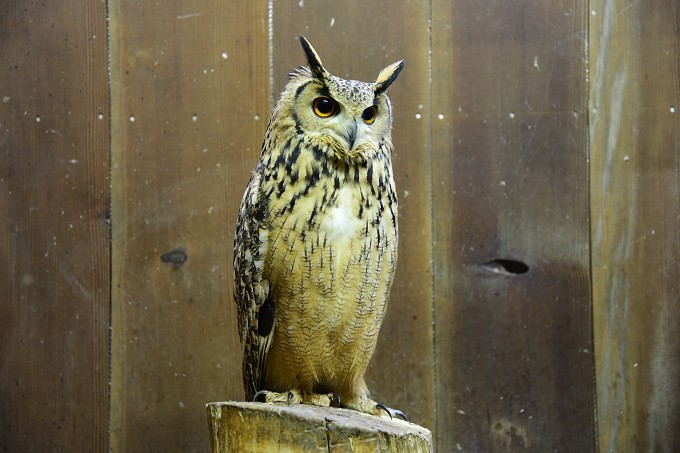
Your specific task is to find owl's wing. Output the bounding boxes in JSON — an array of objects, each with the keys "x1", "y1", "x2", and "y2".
[{"x1": 233, "y1": 170, "x2": 272, "y2": 400}]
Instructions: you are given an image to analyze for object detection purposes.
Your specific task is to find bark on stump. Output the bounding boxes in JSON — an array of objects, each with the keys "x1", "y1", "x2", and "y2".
[{"x1": 206, "y1": 401, "x2": 432, "y2": 452}]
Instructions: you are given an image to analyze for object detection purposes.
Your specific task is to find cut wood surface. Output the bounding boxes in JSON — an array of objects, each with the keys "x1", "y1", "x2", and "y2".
[{"x1": 206, "y1": 402, "x2": 432, "y2": 453}]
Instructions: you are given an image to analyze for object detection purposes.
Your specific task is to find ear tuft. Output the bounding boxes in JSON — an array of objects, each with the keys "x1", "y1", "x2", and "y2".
[
  {"x1": 374, "y1": 60, "x2": 404, "y2": 94},
  {"x1": 299, "y1": 35, "x2": 329, "y2": 81}
]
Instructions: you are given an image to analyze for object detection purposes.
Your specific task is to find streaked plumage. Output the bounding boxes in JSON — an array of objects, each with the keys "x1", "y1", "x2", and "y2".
[{"x1": 233, "y1": 36, "x2": 404, "y2": 416}]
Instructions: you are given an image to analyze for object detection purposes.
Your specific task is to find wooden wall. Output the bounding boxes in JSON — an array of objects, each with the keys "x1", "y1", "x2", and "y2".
[
  {"x1": 1, "y1": 0, "x2": 678, "y2": 451},
  {"x1": 1, "y1": 1, "x2": 110, "y2": 451},
  {"x1": 590, "y1": 1, "x2": 680, "y2": 451},
  {"x1": 433, "y1": 1, "x2": 595, "y2": 449}
]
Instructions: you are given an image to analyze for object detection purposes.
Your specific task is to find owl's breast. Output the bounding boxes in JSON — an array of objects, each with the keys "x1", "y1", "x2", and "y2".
[{"x1": 260, "y1": 155, "x2": 398, "y2": 390}]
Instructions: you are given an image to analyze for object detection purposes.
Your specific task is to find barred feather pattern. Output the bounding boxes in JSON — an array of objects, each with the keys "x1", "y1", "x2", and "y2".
[
  {"x1": 233, "y1": 37, "x2": 402, "y2": 408},
  {"x1": 234, "y1": 132, "x2": 397, "y2": 397}
]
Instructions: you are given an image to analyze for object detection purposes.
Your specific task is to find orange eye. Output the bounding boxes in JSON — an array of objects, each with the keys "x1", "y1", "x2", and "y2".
[
  {"x1": 361, "y1": 105, "x2": 378, "y2": 124},
  {"x1": 312, "y1": 97, "x2": 338, "y2": 118}
]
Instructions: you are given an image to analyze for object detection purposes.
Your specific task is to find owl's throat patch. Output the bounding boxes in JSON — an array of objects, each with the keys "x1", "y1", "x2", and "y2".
[{"x1": 319, "y1": 187, "x2": 362, "y2": 241}]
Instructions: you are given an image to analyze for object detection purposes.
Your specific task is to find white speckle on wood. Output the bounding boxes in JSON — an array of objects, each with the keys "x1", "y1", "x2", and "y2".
[{"x1": 177, "y1": 13, "x2": 202, "y2": 20}]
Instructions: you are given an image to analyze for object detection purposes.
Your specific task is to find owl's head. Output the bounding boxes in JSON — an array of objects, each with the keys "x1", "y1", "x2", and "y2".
[{"x1": 274, "y1": 36, "x2": 404, "y2": 161}]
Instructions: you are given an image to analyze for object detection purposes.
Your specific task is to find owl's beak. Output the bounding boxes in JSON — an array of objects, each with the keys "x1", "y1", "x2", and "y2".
[{"x1": 344, "y1": 120, "x2": 358, "y2": 150}]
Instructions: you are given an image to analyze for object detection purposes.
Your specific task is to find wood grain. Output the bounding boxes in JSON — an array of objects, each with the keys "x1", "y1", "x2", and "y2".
[
  {"x1": 206, "y1": 402, "x2": 431, "y2": 452},
  {"x1": 272, "y1": 0, "x2": 435, "y2": 429},
  {"x1": 5, "y1": 1, "x2": 678, "y2": 450},
  {"x1": 0, "y1": 1, "x2": 110, "y2": 451},
  {"x1": 590, "y1": 1, "x2": 680, "y2": 450},
  {"x1": 432, "y1": 0, "x2": 595, "y2": 450},
  {"x1": 109, "y1": 1, "x2": 269, "y2": 450}
]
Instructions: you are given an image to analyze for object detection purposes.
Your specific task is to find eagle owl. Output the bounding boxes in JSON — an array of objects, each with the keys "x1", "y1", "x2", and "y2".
[{"x1": 233, "y1": 36, "x2": 404, "y2": 417}]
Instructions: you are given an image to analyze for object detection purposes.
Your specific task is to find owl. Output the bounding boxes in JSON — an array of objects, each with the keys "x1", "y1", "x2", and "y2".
[{"x1": 233, "y1": 35, "x2": 404, "y2": 418}]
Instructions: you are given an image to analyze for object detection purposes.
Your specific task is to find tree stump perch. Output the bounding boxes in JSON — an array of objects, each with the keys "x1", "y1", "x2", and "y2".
[{"x1": 206, "y1": 401, "x2": 432, "y2": 452}]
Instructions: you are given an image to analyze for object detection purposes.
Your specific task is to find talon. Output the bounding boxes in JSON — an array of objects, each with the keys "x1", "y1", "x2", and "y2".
[
  {"x1": 394, "y1": 409, "x2": 408, "y2": 421},
  {"x1": 330, "y1": 393, "x2": 341, "y2": 407},
  {"x1": 253, "y1": 390, "x2": 269, "y2": 403},
  {"x1": 376, "y1": 403, "x2": 393, "y2": 419}
]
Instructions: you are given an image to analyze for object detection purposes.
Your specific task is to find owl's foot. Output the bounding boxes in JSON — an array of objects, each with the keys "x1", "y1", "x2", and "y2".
[
  {"x1": 343, "y1": 396, "x2": 408, "y2": 420},
  {"x1": 253, "y1": 389, "x2": 341, "y2": 408}
]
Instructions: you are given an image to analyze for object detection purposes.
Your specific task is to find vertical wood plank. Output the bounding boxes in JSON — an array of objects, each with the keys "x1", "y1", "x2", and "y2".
[
  {"x1": 272, "y1": 0, "x2": 435, "y2": 429},
  {"x1": 590, "y1": 1, "x2": 680, "y2": 450},
  {"x1": 0, "y1": 2, "x2": 110, "y2": 451},
  {"x1": 432, "y1": 0, "x2": 595, "y2": 450},
  {"x1": 109, "y1": 1, "x2": 268, "y2": 450}
]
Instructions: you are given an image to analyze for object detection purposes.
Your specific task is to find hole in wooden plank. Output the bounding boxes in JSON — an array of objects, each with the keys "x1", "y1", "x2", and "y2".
[
  {"x1": 480, "y1": 259, "x2": 529, "y2": 276},
  {"x1": 160, "y1": 249, "x2": 187, "y2": 265}
]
